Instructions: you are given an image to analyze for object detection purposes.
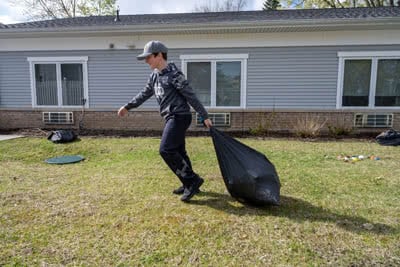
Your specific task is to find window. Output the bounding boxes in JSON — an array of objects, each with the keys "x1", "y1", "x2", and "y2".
[
  {"x1": 342, "y1": 60, "x2": 371, "y2": 106},
  {"x1": 337, "y1": 52, "x2": 400, "y2": 109},
  {"x1": 187, "y1": 62, "x2": 211, "y2": 106},
  {"x1": 376, "y1": 59, "x2": 400, "y2": 107},
  {"x1": 180, "y1": 54, "x2": 248, "y2": 108},
  {"x1": 28, "y1": 57, "x2": 88, "y2": 107}
]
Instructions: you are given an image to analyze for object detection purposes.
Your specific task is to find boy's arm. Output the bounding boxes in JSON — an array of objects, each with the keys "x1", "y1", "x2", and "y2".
[
  {"x1": 172, "y1": 71, "x2": 209, "y2": 120},
  {"x1": 124, "y1": 75, "x2": 155, "y2": 110}
]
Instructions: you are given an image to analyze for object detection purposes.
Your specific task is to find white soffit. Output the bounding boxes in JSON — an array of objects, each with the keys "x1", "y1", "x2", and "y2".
[{"x1": 1, "y1": 29, "x2": 400, "y2": 51}]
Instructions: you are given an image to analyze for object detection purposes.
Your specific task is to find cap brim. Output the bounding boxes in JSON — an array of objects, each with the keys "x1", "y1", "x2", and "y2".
[{"x1": 137, "y1": 52, "x2": 152, "y2": 60}]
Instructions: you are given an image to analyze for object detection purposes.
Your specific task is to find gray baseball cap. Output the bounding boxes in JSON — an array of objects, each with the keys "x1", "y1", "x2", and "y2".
[{"x1": 137, "y1": 40, "x2": 168, "y2": 60}]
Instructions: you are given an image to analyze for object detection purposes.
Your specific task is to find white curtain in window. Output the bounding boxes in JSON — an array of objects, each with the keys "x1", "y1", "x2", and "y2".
[
  {"x1": 35, "y1": 64, "x2": 57, "y2": 105},
  {"x1": 61, "y1": 64, "x2": 84, "y2": 106}
]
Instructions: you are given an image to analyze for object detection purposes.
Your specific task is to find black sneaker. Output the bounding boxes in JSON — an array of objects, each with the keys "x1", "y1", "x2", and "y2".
[
  {"x1": 181, "y1": 177, "x2": 204, "y2": 202},
  {"x1": 173, "y1": 185, "x2": 201, "y2": 195},
  {"x1": 173, "y1": 185, "x2": 185, "y2": 195}
]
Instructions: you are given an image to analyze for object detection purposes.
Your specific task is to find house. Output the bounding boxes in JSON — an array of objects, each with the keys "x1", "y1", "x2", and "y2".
[{"x1": 0, "y1": 7, "x2": 399, "y2": 134}]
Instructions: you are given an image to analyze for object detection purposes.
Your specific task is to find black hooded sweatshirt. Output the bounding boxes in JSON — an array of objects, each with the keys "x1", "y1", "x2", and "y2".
[{"x1": 124, "y1": 62, "x2": 209, "y2": 121}]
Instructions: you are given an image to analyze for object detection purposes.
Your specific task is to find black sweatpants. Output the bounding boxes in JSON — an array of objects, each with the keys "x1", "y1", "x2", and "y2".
[{"x1": 159, "y1": 114, "x2": 198, "y2": 186}]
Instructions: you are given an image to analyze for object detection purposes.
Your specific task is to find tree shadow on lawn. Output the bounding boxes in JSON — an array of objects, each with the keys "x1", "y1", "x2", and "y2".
[{"x1": 189, "y1": 191, "x2": 397, "y2": 235}]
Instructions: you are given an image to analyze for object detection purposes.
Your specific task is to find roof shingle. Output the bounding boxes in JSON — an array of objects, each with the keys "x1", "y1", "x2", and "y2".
[{"x1": 3, "y1": 7, "x2": 400, "y2": 29}]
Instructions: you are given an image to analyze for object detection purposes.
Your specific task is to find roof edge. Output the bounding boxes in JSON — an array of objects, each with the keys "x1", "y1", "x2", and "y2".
[{"x1": 1, "y1": 17, "x2": 399, "y2": 37}]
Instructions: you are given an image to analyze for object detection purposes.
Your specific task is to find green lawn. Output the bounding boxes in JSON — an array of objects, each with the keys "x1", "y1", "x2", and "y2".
[{"x1": 0, "y1": 136, "x2": 399, "y2": 266}]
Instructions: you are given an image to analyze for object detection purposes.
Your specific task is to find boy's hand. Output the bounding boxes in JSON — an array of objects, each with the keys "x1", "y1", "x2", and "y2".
[
  {"x1": 203, "y1": 118, "x2": 213, "y2": 128},
  {"x1": 118, "y1": 107, "x2": 128, "y2": 117}
]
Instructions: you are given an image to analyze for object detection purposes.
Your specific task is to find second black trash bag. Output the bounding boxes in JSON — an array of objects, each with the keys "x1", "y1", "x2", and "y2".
[
  {"x1": 210, "y1": 127, "x2": 280, "y2": 206},
  {"x1": 47, "y1": 130, "x2": 77, "y2": 143},
  {"x1": 376, "y1": 129, "x2": 400, "y2": 146}
]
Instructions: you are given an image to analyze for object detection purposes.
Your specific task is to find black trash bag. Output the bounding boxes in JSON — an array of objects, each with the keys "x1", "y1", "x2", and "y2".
[
  {"x1": 376, "y1": 129, "x2": 400, "y2": 146},
  {"x1": 209, "y1": 127, "x2": 280, "y2": 206},
  {"x1": 47, "y1": 130, "x2": 77, "y2": 143}
]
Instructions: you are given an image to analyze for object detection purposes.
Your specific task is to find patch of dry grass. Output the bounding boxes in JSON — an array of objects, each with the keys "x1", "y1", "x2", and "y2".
[{"x1": 0, "y1": 136, "x2": 399, "y2": 266}]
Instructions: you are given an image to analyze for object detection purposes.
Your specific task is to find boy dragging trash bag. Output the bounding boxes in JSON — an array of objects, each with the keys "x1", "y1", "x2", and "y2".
[{"x1": 118, "y1": 40, "x2": 212, "y2": 202}]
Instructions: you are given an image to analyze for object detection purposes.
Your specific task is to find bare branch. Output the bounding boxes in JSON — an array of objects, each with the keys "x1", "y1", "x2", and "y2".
[
  {"x1": 322, "y1": 0, "x2": 338, "y2": 8},
  {"x1": 38, "y1": 0, "x2": 58, "y2": 19},
  {"x1": 60, "y1": 0, "x2": 72, "y2": 17},
  {"x1": 72, "y1": 0, "x2": 76, "y2": 17},
  {"x1": 194, "y1": 0, "x2": 247, "y2": 12},
  {"x1": 336, "y1": 0, "x2": 345, "y2": 7},
  {"x1": 7, "y1": 0, "x2": 116, "y2": 21}
]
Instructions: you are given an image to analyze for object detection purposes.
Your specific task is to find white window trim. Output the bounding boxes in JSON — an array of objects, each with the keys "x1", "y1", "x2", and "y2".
[
  {"x1": 27, "y1": 56, "x2": 89, "y2": 108},
  {"x1": 180, "y1": 54, "x2": 249, "y2": 60},
  {"x1": 338, "y1": 51, "x2": 400, "y2": 58},
  {"x1": 180, "y1": 54, "x2": 248, "y2": 109},
  {"x1": 336, "y1": 51, "x2": 400, "y2": 110}
]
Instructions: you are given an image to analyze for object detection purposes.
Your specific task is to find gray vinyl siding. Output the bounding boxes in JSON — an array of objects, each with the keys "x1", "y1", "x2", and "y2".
[
  {"x1": 86, "y1": 51, "x2": 157, "y2": 108},
  {"x1": 0, "y1": 52, "x2": 31, "y2": 107},
  {"x1": 246, "y1": 47, "x2": 339, "y2": 109},
  {"x1": 1, "y1": 45, "x2": 400, "y2": 110},
  {"x1": 0, "y1": 50, "x2": 157, "y2": 109}
]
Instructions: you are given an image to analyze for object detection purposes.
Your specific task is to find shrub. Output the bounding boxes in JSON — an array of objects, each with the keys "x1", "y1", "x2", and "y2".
[
  {"x1": 327, "y1": 125, "x2": 353, "y2": 137},
  {"x1": 293, "y1": 115, "x2": 327, "y2": 138},
  {"x1": 249, "y1": 112, "x2": 276, "y2": 136},
  {"x1": 327, "y1": 113, "x2": 353, "y2": 137}
]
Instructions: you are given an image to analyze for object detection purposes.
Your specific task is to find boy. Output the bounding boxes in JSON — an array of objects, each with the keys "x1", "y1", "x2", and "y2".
[{"x1": 118, "y1": 40, "x2": 212, "y2": 202}]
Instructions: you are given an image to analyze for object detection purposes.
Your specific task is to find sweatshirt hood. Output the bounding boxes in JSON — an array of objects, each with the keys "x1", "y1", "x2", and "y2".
[{"x1": 158, "y1": 62, "x2": 178, "y2": 75}]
